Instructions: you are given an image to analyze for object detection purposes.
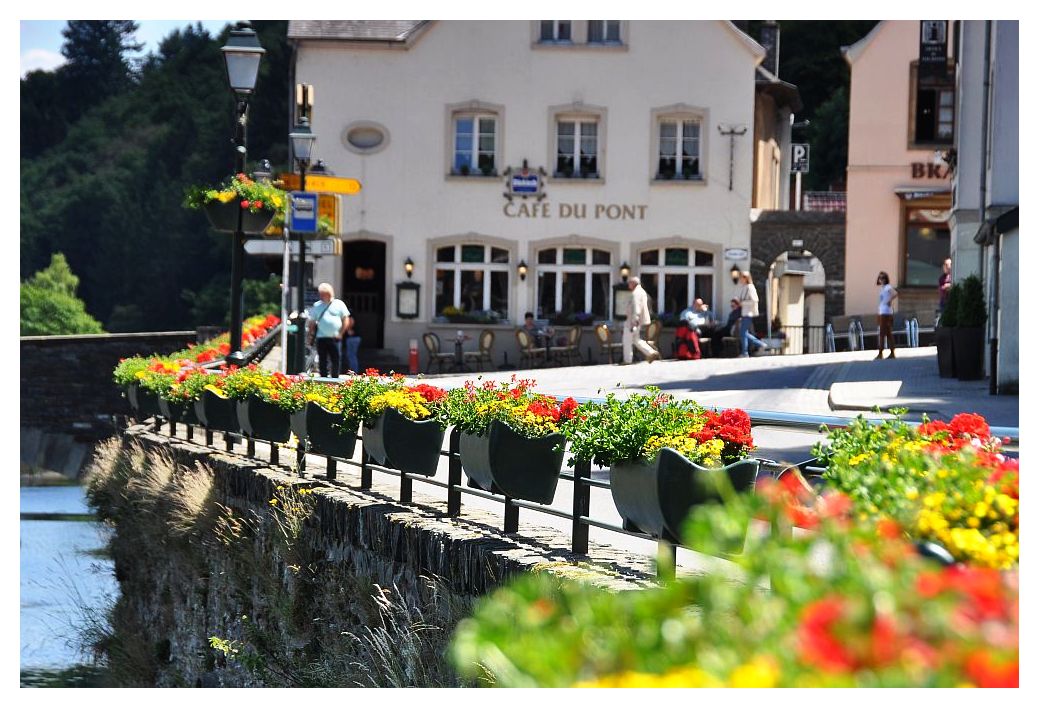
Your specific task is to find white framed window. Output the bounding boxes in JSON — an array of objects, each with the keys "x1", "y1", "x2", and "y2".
[
  {"x1": 656, "y1": 118, "x2": 702, "y2": 180},
  {"x1": 539, "y1": 20, "x2": 572, "y2": 42},
  {"x1": 535, "y1": 247, "x2": 613, "y2": 320},
  {"x1": 452, "y1": 114, "x2": 497, "y2": 176},
  {"x1": 587, "y1": 21, "x2": 621, "y2": 44},
  {"x1": 638, "y1": 247, "x2": 715, "y2": 317},
  {"x1": 555, "y1": 118, "x2": 599, "y2": 179},
  {"x1": 434, "y1": 244, "x2": 510, "y2": 317}
]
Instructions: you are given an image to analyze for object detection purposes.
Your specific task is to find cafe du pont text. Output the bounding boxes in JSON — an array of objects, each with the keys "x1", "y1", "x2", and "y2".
[{"x1": 503, "y1": 201, "x2": 648, "y2": 220}]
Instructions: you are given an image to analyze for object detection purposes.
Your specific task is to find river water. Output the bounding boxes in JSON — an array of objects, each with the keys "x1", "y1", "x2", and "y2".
[{"x1": 20, "y1": 485, "x2": 118, "y2": 687}]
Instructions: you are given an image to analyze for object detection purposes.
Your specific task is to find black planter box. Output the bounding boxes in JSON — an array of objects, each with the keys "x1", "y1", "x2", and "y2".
[
  {"x1": 159, "y1": 396, "x2": 198, "y2": 425},
  {"x1": 203, "y1": 200, "x2": 277, "y2": 234},
  {"x1": 935, "y1": 326, "x2": 956, "y2": 378},
  {"x1": 459, "y1": 421, "x2": 565, "y2": 504},
  {"x1": 290, "y1": 403, "x2": 359, "y2": 459},
  {"x1": 237, "y1": 397, "x2": 291, "y2": 443},
  {"x1": 127, "y1": 383, "x2": 162, "y2": 419},
  {"x1": 610, "y1": 449, "x2": 760, "y2": 548},
  {"x1": 362, "y1": 409, "x2": 445, "y2": 477},
  {"x1": 194, "y1": 389, "x2": 239, "y2": 433},
  {"x1": 953, "y1": 326, "x2": 985, "y2": 381}
]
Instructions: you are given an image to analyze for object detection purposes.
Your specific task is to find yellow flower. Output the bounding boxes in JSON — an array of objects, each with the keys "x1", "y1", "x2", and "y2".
[
  {"x1": 729, "y1": 657, "x2": 779, "y2": 687},
  {"x1": 848, "y1": 453, "x2": 870, "y2": 466},
  {"x1": 216, "y1": 190, "x2": 236, "y2": 203}
]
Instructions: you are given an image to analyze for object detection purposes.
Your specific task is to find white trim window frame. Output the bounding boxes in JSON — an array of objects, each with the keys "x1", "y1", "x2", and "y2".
[
  {"x1": 638, "y1": 247, "x2": 715, "y2": 316},
  {"x1": 587, "y1": 20, "x2": 621, "y2": 44},
  {"x1": 535, "y1": 247, "x2": 613, "y2": 319},
  {"x1": 434, "y1": 244, "x2": 510, "y2": 317},
  {"x1": 539, "y1": 20, "x2": 572, "y2": 43},
  {"x1": 657, "y1": 118, "x2": 703, "y2": 181},
  {"x1": 452, "y1": 113, "x2": 498, "y2": 177},
  {"x1": 555, "y1": 118, "x2": 599, "y2": 179}
]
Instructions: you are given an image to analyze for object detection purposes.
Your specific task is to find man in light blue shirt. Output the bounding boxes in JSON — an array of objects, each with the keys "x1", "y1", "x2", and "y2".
[{"x1": 306, "y1": 282, "x2": 351, "y2": 377}]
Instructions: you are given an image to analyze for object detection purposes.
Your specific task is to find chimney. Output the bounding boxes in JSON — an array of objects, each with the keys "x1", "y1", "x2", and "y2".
[{"x1": 760, "y1": 21, "x2": 780, "y2": 76}]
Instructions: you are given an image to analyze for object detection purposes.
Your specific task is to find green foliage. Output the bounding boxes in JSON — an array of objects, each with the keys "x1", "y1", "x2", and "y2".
[
  {"x1": 183, "y1": 275, "x2": 282, "y2": 327},
  {"x1": 20, "y1": 253, "x2": 105, "y2": 335},
  {"x1": 956, "y1": 274, "x2": 987, "y2": 328},
  {"x1": 940, "y1": 281, "x2": 962, "y2": 327}
]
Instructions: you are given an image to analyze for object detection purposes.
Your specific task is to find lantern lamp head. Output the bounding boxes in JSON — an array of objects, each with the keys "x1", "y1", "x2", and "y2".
[
  {"x1": 404, "y1": 257, "x2": 415, "y2": 279},
  {"x1": 518, "y1": 260, "x2": 528, "y2": 281}
]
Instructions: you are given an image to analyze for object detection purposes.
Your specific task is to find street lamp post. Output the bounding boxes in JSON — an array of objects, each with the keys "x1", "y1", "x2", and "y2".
[
  {"x1": 220, "y1": 22, "x2": 265, "y2": 364},
  {"x1": 289, "y1": 117, "x2": 316, "y2": 374}
]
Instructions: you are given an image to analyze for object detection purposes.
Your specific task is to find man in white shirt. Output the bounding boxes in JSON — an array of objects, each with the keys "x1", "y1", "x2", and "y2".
[
  {"x1": 622, "y1": 276, "x2": 660, "y2": 364},
  {"x1": 306, "y1": 282, "x2": 351, "y2": 377}
]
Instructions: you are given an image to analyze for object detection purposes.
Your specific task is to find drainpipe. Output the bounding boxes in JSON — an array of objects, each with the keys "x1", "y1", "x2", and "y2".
[{"x1": 978, "y1": 21, "x2": 995, "y2": 389}]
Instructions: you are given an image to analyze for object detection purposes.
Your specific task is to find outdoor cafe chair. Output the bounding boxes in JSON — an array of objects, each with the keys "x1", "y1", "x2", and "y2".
[
  {"x1": 515, "y1": 328, "x2": 547, "y2": 369},
  {"x1": 463, "y1": 329, "x2": 495, "y2": 371},
  {"x1": 422, "y1": 332, "x2": 455, "y2": 374},
  {"x1": 594, "y1": 323, "x2": 622, "y2": 364}
]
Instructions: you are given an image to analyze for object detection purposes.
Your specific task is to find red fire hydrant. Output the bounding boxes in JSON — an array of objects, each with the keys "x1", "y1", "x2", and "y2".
[{"x1": 408, "y1": 338, "x2": 419, "y2": 375}]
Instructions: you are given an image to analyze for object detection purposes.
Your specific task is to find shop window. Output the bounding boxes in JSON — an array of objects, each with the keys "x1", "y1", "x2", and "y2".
[
  {"x1": 535, "y1": 246, "x2": 613, "y2": 320},
  {"x1": 637, "y1": 246, "x2": 716, "y2": 317},
  {"x1": 904, "y1": 208, "x2": 951, "y2": 286},
  {"x1": 434, "y1": 244, "x2": 510, "y2": 317}
]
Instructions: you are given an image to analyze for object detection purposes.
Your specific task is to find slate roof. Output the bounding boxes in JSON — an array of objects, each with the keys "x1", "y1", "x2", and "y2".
[{"x1": 287, "y1": 21, "x2": 427, "y2": 42}]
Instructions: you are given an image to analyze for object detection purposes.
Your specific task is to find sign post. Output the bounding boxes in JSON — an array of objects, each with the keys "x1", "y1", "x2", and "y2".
[{"x1": 790, "y1": 143, "x2": 810, "y2": 210}]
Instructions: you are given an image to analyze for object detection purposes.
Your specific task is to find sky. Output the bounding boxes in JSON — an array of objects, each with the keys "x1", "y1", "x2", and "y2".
[{"x1": 20, "y1": 20, "x2": 231, "y2": 76}]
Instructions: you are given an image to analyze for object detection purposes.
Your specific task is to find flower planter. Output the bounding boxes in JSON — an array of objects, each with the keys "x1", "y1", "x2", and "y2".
[
  {"x1": 158, "y1": 396, "x2": 198, "y2": 425},
  {"x1": 459, "y1": 421, "x2": 565, "y2": 504},
  {"x1": 202, "y1": 200, "x2": 277, "y2": 234},
  {"x1": 290, "y1": 402, "x2": 359, "y2": 459},
  {"x1": 127, "y1": 383, "x2": 162, "y2": 418},
  {"x1": 194, "y1": 388, "x2": 239, "y2": 433},
  {"x1": 953, "y1": 326, "x2": 985, "y2": 381},
  {"x1": 362, "y1": 409, "x2": 445, "y2": 477},
  {"x1": 609, "y1": 448, "x2": 760, "y2": 548},
  {"x1": 236, "y1": 397, "x2": 291, "y2": 443},
  {"x1": 935, "y1": 326, "x2": 957, "y2": 378}
]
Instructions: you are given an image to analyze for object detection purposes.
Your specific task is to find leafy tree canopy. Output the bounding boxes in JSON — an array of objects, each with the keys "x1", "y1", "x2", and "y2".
[{"x1": 21, "y1": 253, "x2": 105, "y2": 335}]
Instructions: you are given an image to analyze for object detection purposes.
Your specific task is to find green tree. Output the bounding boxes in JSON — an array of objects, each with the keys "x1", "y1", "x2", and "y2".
[
  {"x1": 60, "y1": 21, "x2": 143, "y2": 118},
  {"x1": 21, "y1": 253, "x2": 105, "y2": 335}
]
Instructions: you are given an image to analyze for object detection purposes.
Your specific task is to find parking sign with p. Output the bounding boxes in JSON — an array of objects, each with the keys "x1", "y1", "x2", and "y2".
[{"x1": 791, "y1": 143, "x2": 810, "y2": 173}]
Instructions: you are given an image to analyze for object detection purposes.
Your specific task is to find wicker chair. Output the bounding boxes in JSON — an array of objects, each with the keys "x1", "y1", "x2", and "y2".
[
  {"x1": 548, "y1": 324, "x2": 582, "y2": 366},
  {"x1": 594, "y1": 323, "x2": 622, "y2": 364},
  {"x1": 463, "y1": 329, "x2": 495, "y2": 371},
  {"x1": 644, "y1": 320, "x2": 663, "y2": 355},
  {"x1": 422, "y1": 332, "x2": 455, "y2": 373},
  {"x1": 515, "y1": 328, "x2": 547, "y2": 369}
]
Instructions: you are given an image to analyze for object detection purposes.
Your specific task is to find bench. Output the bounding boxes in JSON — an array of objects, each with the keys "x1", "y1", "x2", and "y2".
[{"x1": 826, "y1": 313, "x2": 923, "y2": 352}]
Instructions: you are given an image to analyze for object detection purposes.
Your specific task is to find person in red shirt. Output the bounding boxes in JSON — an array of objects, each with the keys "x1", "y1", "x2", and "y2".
[{"x1": 675, "y1": 312, "x2": 702, "y2": 360}]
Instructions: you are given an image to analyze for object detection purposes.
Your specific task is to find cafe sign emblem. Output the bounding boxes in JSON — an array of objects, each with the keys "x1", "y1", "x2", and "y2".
[{"x1": 503, "y1": 160, "x2": 547, "y2": 202}]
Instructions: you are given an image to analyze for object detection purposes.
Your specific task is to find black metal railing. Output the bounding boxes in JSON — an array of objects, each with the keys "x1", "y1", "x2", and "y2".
[{"x1": 145, "y1": 401, "x2": 1019, "y2": 579}]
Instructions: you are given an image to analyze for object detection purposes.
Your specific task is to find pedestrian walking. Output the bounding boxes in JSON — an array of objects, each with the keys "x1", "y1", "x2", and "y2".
[
  {"x1": 341, "y1": 307, "x2": 361, "y2": 374},
  {"x1": 622, "y1": 276, "x2": 659, "y2": 364},
  {"x1": 306, "y1": 282, "x2": 350, "y2": 378},
  {"x1": 735, "y1": 271, "x2": 768, "y2": 357},
  {"x1": 876, "y1": 271, "x2": 898, "y2": 360}
]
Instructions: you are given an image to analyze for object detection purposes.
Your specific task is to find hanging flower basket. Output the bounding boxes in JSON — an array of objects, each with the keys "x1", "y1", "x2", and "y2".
[
  {"x1": 290, "y1": 402, "x2": 359, "y2": 459},
  {"x1": 158, "y1": 396, "x2": 198, "y2": 425},
  {"x1": 609, "y1": 448, "x2": 760, "y2": 549},
  {"x1": 202, "y1": 200, "x2": 277, "y2": 234},
  {"x1": 237, "y1": 396, "x2": 291, "y2": 443},
  {"x1": 362, "y1": 408, "x2": 445, "y2": 477},
  {"x1": 459, "y1": 420, "x2": 565, "y2": 504},
  {"x1": 194, "y1": 388, "x2": 239, "y2": 433}
]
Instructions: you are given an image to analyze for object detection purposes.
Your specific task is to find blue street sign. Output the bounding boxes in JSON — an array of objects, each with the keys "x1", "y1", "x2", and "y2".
[
  {"x1": 511, "y1": 173, "x2": 539, "y2": 194},
  {"x1": 289, "y1": 191, "x2": 319, "y2": 232}
]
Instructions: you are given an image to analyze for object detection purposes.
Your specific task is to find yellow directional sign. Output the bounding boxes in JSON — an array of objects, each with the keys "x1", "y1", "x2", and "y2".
[{"x1": 278, "y1": 173, "x2": 362, "y2": 195}]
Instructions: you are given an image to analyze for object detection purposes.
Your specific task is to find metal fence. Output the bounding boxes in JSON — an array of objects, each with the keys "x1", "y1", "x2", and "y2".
[
  {"x1": 148, "y1": 403, "x2": 1019, "y2": 579},
  {"x1": 776, "y1": 325, "x2": 829, "y2": 355}
]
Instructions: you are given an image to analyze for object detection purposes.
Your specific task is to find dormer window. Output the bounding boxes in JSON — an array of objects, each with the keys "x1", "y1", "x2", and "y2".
[
  {"x1": 539, "y1": 21, "x2": 572, "y2": 43},
  {"x1": 587, "y1": 21, "x2": 621, "y2": 44}
]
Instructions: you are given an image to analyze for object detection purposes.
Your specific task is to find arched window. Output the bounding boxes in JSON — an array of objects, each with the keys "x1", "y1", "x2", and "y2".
[
  {"x1": 535, "y1": 247, "x2": 613, "y2": 320},
  {"x1": 637, "y1": 246, "x2": 715, "y2": 316},
  {"x1": 434, "y1": 244, "x2": 510, "y2": 317}
]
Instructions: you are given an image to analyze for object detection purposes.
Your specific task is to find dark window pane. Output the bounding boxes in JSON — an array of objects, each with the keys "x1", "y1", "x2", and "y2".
[
  {"x1": 435, "y1": 269, "x2": 454, "y2": 314},
  {"x1": 916, "y1": 88, "x2": 937, "y2": 143},
  {"x1": 461, "y1": 245, "x2": 485, "y2": 263},
  {"x1": 490, "y1": 247, "x2": 509, "y2": 263},
  {"x1": 538, "y1": 249, "x2": 557, "y2": 265},
  {"x1": 665, "y1": 248, "x2": 689, "y2": 266},
  {"x1": 436, "y1": 246, "x2": 455, "y2": 263},
  {"x1": 588, "y1": 21, "x2": 603, "y2": 42},
  {"x1": 540, "y1": 21, "x2": 553, "y2": 41},
  {"x1": 694, "y1": 274, "x2": 714, "y2": 309},
  {"x1": 694, "y1": 250, "x2": 714, "y2": 267},
  {"x1": 664, "y1": 273, "x2": 688, "y2": 315},
  {"x1": 537, "y1": 271, "x2": 557, "y2": 317},
  {"x1": 640, "y1": 250, "x2": 659, "y2": 266},
  {"x1": 592, "y1": 249, "x2": 611, "y2": 265},
  {"x1": 490, "y1": 271, "x2": 508, "y2": 315},
  {"x1": 558, "y1": 21, "x2": 571, "y2": 40},
  {"x1": 563, "y1": 248, "x2": 586, "y2": 265},
  {"x1": 460, "y1": 270, "x2": 484, "y2": 312},
  {"x1": 561, "y1": 272, "x2": 586, "y2": 314},
  {"x1": 642, "y1": 273, "x2": 658, "y2": 309},
  {"x1": 591, "y1": 272, "x2": 610, "y2": 318},
  {"x1": 606, "y1": 21, "x2": 620, "y2": 41},
  {"x1": 905, "y1": 226, "x2": 950, "y2": 286}
]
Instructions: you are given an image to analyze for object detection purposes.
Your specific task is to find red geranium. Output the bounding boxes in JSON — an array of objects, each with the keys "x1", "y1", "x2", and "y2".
[{"x1": 409, "y1": 383, "x2": 447, "y2": 403}]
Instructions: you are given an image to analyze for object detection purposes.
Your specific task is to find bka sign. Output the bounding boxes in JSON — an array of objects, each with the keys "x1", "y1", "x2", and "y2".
[
  {"x1": 910, "y1": 162, "x2": 952, "y2": 179},
  {"x1": 791, "y1": 144, "x2": 810, "y2": 173}
]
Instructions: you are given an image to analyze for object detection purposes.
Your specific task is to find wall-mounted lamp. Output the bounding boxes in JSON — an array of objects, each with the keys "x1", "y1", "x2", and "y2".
[
  {"x1": 619, "y1": 262, "x2": 631, "y2": 282},
  {"x1": 731, "y1": 264, "x2": 742, "y2": 284},
  {"x1": 517, "y1": 260, "x2": 528, "y2": 281},
  {"x1": 404, "y1": 257, "x2": 414, "y2": 279}
]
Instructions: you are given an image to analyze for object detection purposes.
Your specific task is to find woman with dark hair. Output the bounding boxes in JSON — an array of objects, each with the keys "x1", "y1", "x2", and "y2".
[{"x1": 876, "y1": 271, "x2": 898, "y2": 360}]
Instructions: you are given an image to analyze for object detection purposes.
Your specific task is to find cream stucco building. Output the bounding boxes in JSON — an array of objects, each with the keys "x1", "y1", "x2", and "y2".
[{"x1": 287, "y1": 20, "x2": 793, "y2": 367}]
